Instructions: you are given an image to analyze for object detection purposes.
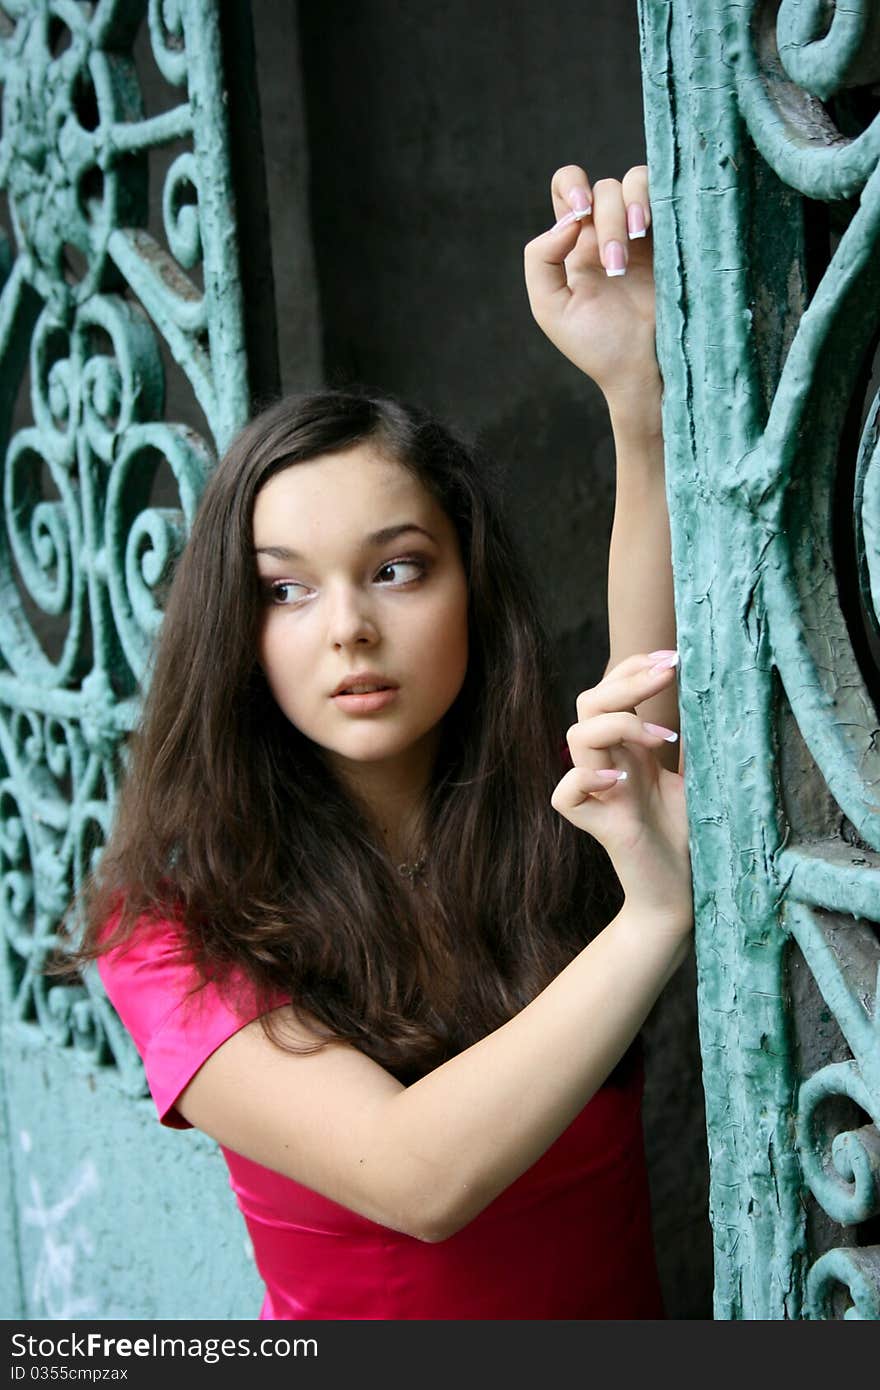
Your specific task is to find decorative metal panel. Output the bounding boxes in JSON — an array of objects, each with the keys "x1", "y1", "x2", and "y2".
[
  {"x1": 0, "y1": 0, "x2": 273, "y2": 1317},
  {"x1": 638, "y1": 0, "x2": 880, "y2": 1319}
]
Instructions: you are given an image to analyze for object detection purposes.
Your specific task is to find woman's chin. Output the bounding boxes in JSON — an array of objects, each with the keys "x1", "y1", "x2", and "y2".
[{"x1": 321, "y1": 734, "x2": 421, "y2": 768}]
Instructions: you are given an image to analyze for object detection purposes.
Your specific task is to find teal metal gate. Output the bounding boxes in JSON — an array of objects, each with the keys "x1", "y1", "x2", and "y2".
[
  {"x1": 0, "y1": 0, "x2": 277, "y2": 1318},
  {"x1": 639, "y1": 0, "x2": 880, "y2": 1319}
]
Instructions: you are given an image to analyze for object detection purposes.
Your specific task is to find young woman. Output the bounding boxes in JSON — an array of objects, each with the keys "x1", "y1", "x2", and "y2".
[{"x1": 62, "y1": 164, "x2": 691, "y2": 1319}]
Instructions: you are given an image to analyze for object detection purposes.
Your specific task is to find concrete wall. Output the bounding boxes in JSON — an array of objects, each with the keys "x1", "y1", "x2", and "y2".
[{"x1": 4, "y1": 1026, "x2": 262, "y2": 1319}]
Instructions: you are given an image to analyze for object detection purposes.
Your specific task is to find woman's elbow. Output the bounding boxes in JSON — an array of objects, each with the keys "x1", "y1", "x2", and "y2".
[{"x1": 405, "y1": 1186, "x2": 485, "y2": 1243}]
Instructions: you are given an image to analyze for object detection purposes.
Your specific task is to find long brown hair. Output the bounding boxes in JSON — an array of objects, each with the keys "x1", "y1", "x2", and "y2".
[{"x1": 58, "y1": 389, "x2": 621, "y2": 1084}]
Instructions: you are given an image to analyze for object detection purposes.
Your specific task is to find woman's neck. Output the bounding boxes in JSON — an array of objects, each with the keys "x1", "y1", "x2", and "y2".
[{"x1": 327, "y1": 731, "x2": 438, "y2": 865}]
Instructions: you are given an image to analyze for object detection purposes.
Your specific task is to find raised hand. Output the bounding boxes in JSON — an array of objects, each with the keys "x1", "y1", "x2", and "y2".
[
  {"x1": 552, "y1": 651, "x2": 692, "y2": 929},
  {"x1": 523, "y1": 164, "x2": 659, "y2": 411}
]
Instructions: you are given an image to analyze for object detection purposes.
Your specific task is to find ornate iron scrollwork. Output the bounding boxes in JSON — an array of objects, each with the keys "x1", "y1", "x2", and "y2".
[
  {"x1": 639, "y1": 0, "x2": 880, "y2": 1316},
  {"x1": 732, "y1": 0, "x2": 880, "y2": 1320},
  {"x1": 0, "y1": 1, "x2": 250, "y2": 1094}
]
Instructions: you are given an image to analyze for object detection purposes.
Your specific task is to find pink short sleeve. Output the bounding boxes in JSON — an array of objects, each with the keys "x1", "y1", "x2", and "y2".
[{"x1": 96, "y1": 908, "x2": 289, "y2": 1130}]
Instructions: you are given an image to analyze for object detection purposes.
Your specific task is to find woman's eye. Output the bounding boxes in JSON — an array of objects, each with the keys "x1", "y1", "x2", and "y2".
[
  {"x1": 265, "y1": 581, "x2": 311, "y2": 605},
  {"x1": 374, "y1": 558, "x2": 425, "y2": 585}
]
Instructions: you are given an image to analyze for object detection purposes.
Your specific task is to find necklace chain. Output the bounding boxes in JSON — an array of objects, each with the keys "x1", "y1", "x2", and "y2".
[{"x1": 397, "y1": 854, "x2": 427, "y2": 884}]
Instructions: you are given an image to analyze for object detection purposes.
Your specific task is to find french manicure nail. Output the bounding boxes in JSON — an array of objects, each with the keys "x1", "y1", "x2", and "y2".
[
  {"x1": 596, "y1": 769, "x2": 628, "y2": 782},
  {"x1": 643, "y1": 723, "x2": 679, "y2": 743},
  {"x1": 570, "y1": 185, "x2": 591, "y2": 217},
  {"x1": 649, "y1": 653, "x2": 680, "y2": 673},
  {"x1": 648, "y1": 649, "x2": 678, "y2": 661},
  {"x1": 604, "y1": 240, "x2": 626, "y2": 277},
  {"x1": 627, "y1": 203, "x2": 647, "y2": 239}
]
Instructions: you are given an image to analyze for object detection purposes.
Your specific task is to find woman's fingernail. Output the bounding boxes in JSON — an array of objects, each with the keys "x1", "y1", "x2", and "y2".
[
  {"x1": 643, "y1": 723, "x2": 679, "y2": 743},
  {"x1": 596, "y1": 768, "x2": 628, "y2": 782},
  {"x1": 648, "y1": 649, "x2": 678, "y2": 661},
  {"x1": 570, "y1": 185, "x2": 592, "y2": 219},
  {"x1": 551, "y1": 209, "x2": 579, "y2": 231},
  {"x1": 649, "y1": 652, "x2": 680, "y2": 673},
  {"x1": 627, "y1": 203, "x2": 647, "y2": 239},
  {"x1": 604, "y1": 240, "x2": 627, "y2": 276}
]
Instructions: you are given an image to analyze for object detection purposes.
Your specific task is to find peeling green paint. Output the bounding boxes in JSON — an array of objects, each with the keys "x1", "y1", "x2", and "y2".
[{"x1": 638, "y1": 0, "x2": 880, "y2": 1319}]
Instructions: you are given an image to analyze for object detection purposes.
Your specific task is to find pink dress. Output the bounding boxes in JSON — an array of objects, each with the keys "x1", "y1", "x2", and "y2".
[{"x1": 97, "y1": 910, "x2": 664, "y2": 1319}]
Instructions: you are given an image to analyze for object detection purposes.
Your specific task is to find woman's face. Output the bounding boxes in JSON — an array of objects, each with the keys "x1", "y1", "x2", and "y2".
[{"x1": 252, "y1": 443, "x2": 469, "y2": 780}]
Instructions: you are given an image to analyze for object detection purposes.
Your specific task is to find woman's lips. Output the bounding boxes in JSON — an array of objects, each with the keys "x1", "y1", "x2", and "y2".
[{"x1": 331, "y1": 687, "x2": 399, "y2": 714}]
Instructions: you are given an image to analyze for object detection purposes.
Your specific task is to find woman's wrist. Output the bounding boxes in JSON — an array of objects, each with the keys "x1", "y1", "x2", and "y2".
[
  {"x1": 589, "y1": 895, "x2": 692, "y2": 1006},
  {"x1": 605, "y1": 377, "x2": 663, "y2": 441},
  {"x1": 616, "y1": 884, "x2": 693, "y2": 939}
]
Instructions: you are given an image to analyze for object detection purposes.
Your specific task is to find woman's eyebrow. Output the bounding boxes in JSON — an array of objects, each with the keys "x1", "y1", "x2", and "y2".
[
  {"x1": 253, "y1": 523, "x2": 437, "y2": 560},
  {"x1": 366, "y1": 523, "x2": 437, "y2": 547}
]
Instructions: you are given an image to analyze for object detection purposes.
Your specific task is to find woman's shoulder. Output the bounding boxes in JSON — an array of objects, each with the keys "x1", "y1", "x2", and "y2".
[
  {"x1": 96, "y1": 892, "x2": 193, "y2": 981},
  {"x1": 95, "y1": 901, "x2": 204, "y2": 1045},
  {"x1": 96, "y1": 898, "x2": 287, "y2": 1054},
  {"x1": 95, "y1": 897, "x2": 292, "y2": 1129}
]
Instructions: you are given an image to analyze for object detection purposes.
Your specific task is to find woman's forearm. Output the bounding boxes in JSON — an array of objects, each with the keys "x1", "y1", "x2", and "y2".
[
  {"x1": 604, "y1": 388, "x2": 679, "y2": 752},
  {"x1": 383, "y1": 898, "x2": 691, "y2": 1240}
]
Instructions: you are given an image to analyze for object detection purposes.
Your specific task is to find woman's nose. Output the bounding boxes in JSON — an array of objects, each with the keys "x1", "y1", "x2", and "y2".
[{"x1": 327, "y1": 585, "x2": 379, "y2": 649}]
